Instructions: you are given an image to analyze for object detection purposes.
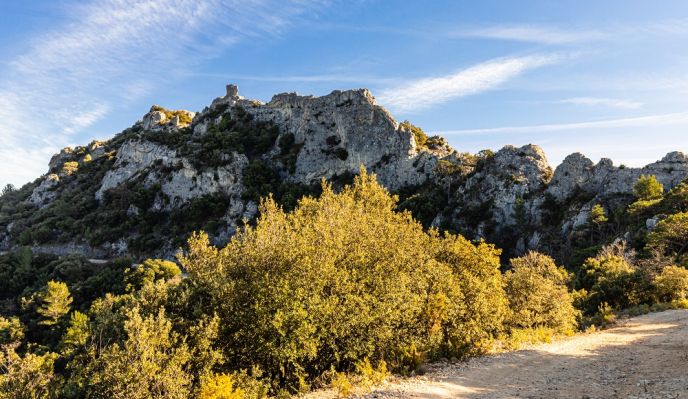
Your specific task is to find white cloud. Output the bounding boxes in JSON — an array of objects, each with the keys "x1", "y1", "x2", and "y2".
[
  {"x1": 559, "y1": 97, "x2": 643, "y2": 110},
  {"x1": 0, "y1": 0, "x2": 323, "y2": 186},
  {"x1": 437, "y1": 112, "x2": 688, "y2": 136},
  {"x1": 377, "y1": 54, "x2": 560, "y2": 112},
  {"x1": 456, "y1": 20, "x2": 688, "y2": 45},
  {"x1": 459, "y1": 25, "x2": 607, "y2": 45}
]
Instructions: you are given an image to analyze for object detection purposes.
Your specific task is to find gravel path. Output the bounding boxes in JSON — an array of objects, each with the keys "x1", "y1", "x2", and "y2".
[{"x1": 357, "y1": 310, "x2": 688, "y2": 399}]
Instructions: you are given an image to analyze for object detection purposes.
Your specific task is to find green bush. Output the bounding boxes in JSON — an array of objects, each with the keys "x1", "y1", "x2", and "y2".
[
  {"x1": 576, "y1": 249, "x2": 650, "y2": 314},
  {"x1": 180, "y1": 168, "x2": 507, "y2": 390},
  {"x1": 125, "y1": 259, "x2": 181, "y2": 291},
  {"x1": 653, "y1": 265, "x2": 688, "y2": 301},
  {"x1": 504, "y1": 252, "x2": 578, "y2": 333},
  {"x1": 633, "y1": 174, "x2": 664, "y2": 201},
  {"x1": 646, "y1": 212, "x2": 688, "y2": 265}
]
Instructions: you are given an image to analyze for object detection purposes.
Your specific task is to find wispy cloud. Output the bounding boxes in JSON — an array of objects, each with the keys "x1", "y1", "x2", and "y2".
[
  {"x1": 0, "y1": 0, "x2": 323, "y2": 186},
  {"x1": 559, "y1": 96, "x2": 643, "y2": 110},
  {"x1": 457, "y1": 25, "x2": 607, "y2": 45},
  {"x1": 455, "y1": 20, "x2": 688, "y2": 45},
  {"x1": 437, "y1": 112, "x2": 688, "y2": 136},
  {"x1": 377, "y1": 54, "x2": 561, "y2": 112}
]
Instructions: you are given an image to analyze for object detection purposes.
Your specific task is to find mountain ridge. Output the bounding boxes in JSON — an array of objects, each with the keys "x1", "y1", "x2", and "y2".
[{"x1": 1, "y1": 84, "x2": 687, "y2": 262}]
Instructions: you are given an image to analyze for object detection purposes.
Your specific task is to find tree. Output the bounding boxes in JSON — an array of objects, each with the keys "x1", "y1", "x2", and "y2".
[
  {"x1": 590, "y1": 204, "x2": 608, "y2": 225},
  {"x1": 633, "y1": 174, "x2": 664, "y2": 201},
  {"x1": 504, "y1": 252, "x2": 578, "y2": 333},
  {"x1": 1, "y1": 184, "x2": 15, "y2": 197},
  {"x1": 588, "y1": 204, "x2": 608, "y2": 244},
  {"x1": 0, "y1": 348, "x2": 60, "y2": 399},
  {"x1": 37, "y1": 281, "x2": 73, "y2": 326},
  {"x1": 646, "y1": 212, "x2": 688, "y2": 265},
  {"x1": 60, "y1": 311, "x2": 90, "y2": 353},
  {"x1": 86, "y1": 307, "x2": 192, "y2": 399},
  {"x1": 124, "y1": 259, "x2": 181, "y2": 291}
]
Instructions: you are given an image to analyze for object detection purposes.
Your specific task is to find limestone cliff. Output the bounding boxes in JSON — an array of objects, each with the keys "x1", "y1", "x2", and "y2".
[{"x1": 1, "y1": 84, "x2": 687, "y2": 262}]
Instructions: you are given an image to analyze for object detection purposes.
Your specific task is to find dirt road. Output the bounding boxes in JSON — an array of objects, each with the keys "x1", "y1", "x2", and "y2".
[{"x1": 363, "y1": 310, "x2": 688, "y2": 399}]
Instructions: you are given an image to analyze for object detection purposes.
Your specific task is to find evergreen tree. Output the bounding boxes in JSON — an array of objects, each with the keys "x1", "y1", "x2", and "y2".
[
  {"x1": 37, "y1": 281, "x2": 73, "y2": 327},
  {"x1": 633, "y1": 174, "x2": 664, "y2": 201}
]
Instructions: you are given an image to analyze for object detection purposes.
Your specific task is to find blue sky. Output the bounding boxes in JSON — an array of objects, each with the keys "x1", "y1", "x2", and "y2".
[{"x1": 1, "y1": 0, "x2": 688, "y2": 186}]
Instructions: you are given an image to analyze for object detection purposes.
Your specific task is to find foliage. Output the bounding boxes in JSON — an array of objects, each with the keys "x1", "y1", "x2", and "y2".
[
  {"x1": 646, "y1": 212, "x2": 688, "y2": 265},
  {"x1": 85, "y1": 307, "x2": 192, "y2": 399},
  {"x1": 576, "y1": 250, "x2": 644, "y2": 313},
  {"x1": 198, "y1": 373, "x2": 245, "y2": 399},
  {"x1": 36, "y1": 281, "x2": 73, "y2": 327},
  {"x1": 0, "y1": 348, "x2": 60, "y2": 399},
  {"x1": 633, "y1": 174, "x2": 664, "y2": 201},
  {"x1": 180, "y1": 168, "x2": 507, "y2": 390},
  {"x1": 504, "y1": 252, "x2": 578, "y2": 333},
  {"x1": 653, "y1": 265, "x2": 688, "y2": 301},
  {"x1": 589, "y1": 204, "x2": 608, "y2": 225},
  {"x1": 124, "y1": 259, "x2": 181, "y2": 291},
  {"x1": 0, "y1": 317, "x2": 24, "y2": 345},
  {"x1": 1, "y1": 184, "x2": 15, "y2": 197},
  {"x1": 62, "y1": 161, "x2": 79, "y2": 175}
]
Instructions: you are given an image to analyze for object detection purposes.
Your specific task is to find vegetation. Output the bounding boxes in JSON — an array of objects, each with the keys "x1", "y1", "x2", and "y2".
[
  {"x1": 633, "y1": 174, "x2": 664, "y2": 201},
  {"x1": 2, "y1": 120, "x2": 688, "y2": 397},
  {"x1": 0, "y1": 168, "x2": 632, "y2": 398},
  {"x1": 504, "y1": 252, "x2": 578, "y2": 333},
  {"x1": 399, "y1": 120, "x2": 428, "y2": 148}
]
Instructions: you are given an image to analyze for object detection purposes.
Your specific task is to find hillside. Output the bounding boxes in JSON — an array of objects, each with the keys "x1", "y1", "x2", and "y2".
[{"x1": 1, "y1": 84, "x2": 687, "y2": 264}]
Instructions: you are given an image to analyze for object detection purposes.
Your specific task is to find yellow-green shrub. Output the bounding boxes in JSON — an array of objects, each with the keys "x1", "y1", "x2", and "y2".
[
  {"x1": 180, "y1": 168, "x2": 507, "y2": 389},
  {"x1": 653, "y1": 265, "x2": 688, "y2": 301},
  {"x1": 504, "y1": 252, "x2": 578, "y2": 333}
]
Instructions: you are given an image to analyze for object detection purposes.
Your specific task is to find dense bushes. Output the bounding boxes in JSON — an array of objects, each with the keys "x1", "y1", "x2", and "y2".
[
  {"x1": 3, "y1": 169, "x2": 688, "y2": 398},
  {"x1": 504, "y1": 252, "x2": 578, "y2": 333},
  {"x1": 180, "y1": 169, "x2": 508, "y2": 388}
]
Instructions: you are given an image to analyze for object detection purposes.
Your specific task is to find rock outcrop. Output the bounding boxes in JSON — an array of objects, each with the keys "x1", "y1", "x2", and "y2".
[
  {"x1": 3, "y1": 84, "x2": 688, "y2": 260},
  {"x1": 202, "y1": 86, "x2": 439, "y2": 189}
]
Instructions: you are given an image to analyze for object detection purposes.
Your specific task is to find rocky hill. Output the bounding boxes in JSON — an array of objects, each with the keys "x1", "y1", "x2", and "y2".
[{"x1": 2, "y1": 84, "x2": 687, "y2": 262}]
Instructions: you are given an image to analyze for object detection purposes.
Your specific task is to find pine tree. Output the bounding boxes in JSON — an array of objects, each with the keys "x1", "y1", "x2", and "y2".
[{"x1": 37, "y1": 281, "x2": 73, "y2": 326}]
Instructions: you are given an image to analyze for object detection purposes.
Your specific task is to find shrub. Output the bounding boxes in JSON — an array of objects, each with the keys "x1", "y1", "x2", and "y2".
[
  {"x1": 198, "y1": 373, "x2": 245, "y2": 399},
  {"x1": 653, "y1": 265, "x2": 688, "y2": 301},
  {"x1": 125, "y1": 259, "x2": 181, "y2": 291},
  {"x1": 504, "y1": 252, "x2": 578, "y2": 333},
  {"x1": 633, "y1": 174, "x2": 664, "y2": 201},
  {"x1": 646, "y1": 212, "x2": 688, "y2": 265},
  {"x1": 180, "y1": 168, "x2": 507, "y2": 390},
  {"x1": 576, "y1": 252, "x2": 644, "y2": 313},
  {"x1": 85, "y1": 307, "x2": 192, "y2": 399},
  {"x1": 62, "y1": 161, "x2": 79, "y2": 175},
  {"x1": 0, "y1": 348, "x2": 60, "y2": 399}
]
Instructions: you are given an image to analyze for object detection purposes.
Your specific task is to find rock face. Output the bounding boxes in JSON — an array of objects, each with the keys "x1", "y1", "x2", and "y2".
[
  {"x1": 549, "y1": 152, "x2": 688, "y2": 201},
  {"x1": 452, "y1": 145, "x2": 552, "y2": 234},
  {"x1": 5, "y1": 84, "x2": 688, "y2": 260},
  {"x1": 95, "y1": 140, "x2": 178, "y2": 201},
  {"x1": 28, "y1": 174, "x2": 60, "y2": 208},
  {"x1": 206, "y1": 87, "x2": 439, "y2": 189}
]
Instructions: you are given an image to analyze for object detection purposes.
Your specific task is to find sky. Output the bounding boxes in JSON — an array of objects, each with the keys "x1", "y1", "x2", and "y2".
[{"x1": 1, "y1": 0, "x2": 688, "y2": 186}]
